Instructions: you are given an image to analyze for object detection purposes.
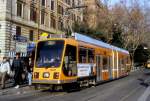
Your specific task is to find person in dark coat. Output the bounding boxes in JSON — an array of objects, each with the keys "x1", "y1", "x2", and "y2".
[{"x1": 11, "y1": 52, "x2": 24, "y2": 89}]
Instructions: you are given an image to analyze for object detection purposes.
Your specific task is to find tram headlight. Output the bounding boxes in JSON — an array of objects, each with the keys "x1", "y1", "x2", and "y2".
[{"x1": 43, "y1": 72, "x2": 50, "y2": 78}]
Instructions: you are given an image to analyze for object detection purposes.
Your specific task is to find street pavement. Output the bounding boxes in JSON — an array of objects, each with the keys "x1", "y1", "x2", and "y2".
[{"x1": 0, "y1": 69, "x2": 150, "y2": 101}]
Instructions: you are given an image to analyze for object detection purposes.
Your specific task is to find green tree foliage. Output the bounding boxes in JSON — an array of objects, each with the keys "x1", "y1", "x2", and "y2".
[
  {"x1": 73, "y1": 22, "x2": 107, "y2": 42},
  {"x1": 111, "y1": 23, "x2": 124, "y2": 48}
]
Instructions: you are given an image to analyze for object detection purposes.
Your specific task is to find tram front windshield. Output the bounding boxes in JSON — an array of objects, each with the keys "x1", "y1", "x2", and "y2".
[{"x1": 36, "y1": 40, "x2": 64, "y2": 68}]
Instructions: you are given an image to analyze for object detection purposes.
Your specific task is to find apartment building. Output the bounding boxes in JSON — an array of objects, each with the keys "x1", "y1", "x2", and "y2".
[{"x1": 0, "y1": 0, "x2": 83, "y2": 58}]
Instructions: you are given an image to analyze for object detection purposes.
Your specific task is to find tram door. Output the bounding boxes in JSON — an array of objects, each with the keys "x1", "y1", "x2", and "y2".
[{"x1": 96, "y1": 55, "x2": 102, "y2": 82}]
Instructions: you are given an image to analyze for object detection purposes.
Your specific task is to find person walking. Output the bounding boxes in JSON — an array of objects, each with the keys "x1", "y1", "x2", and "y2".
[
  {"x1": 27, "y1": 57, "x2": 33, "y2": 86},
  {"x1": 11, "y1": 53, "x2": 24, "y2": 89},
  {"x1": 0, "y1": 57, "x2": 11, "y2": 89},
  {"x1": 27, "y1": 51, "x2": 35, "y2": 86}
]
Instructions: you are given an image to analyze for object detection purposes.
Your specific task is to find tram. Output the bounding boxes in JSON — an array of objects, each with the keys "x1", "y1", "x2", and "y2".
[{"x1": 32, "y1": 33, "x2": 131, "y2": 89}]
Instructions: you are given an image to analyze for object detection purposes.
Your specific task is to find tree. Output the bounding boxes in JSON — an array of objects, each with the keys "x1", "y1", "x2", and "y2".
[
  {"x1": 112, "y1": 0, "x2": 148, "y2": 69},
  {"x1": 73, "y1": 0, "x2": 150, "y2": 70}
]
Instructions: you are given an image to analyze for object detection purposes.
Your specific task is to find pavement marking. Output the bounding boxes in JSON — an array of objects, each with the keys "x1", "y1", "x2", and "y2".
[
  {"x1": 138, "y1": 86, "x2": 150, "y2": 101},
  {"x1": 120, "y1": 86, "x2": 141, "y2": 101}
]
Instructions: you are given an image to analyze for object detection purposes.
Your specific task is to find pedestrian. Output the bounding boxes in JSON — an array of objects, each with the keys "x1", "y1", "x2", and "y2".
[
  {"x1": 27, "y1": 57, "x2": 33, "y2": 86},
  {"x1": 0, "y1": 57, "x2": 11, "y2": 89},
  {"x1": 11, "y1": 52, "x2": 24, "y2": 89},
  {"x1": 27, "y1": 51, "x2": 35, "y2": 86}
]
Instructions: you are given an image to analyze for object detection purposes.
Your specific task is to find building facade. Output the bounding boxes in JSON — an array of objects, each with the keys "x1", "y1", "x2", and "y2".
[{"x1": 0, "y1": 0, "x2": 83, "y2": 58}]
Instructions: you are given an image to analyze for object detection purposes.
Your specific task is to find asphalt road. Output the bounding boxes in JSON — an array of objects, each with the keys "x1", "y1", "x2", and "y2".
[{"x1": 0, "y1": 69, "x2": 150, "y2": 101}]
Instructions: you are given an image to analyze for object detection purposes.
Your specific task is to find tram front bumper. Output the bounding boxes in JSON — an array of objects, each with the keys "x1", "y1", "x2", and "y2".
[{"x1": 32, "y1": 79, "x2": 77, "y2": 84}]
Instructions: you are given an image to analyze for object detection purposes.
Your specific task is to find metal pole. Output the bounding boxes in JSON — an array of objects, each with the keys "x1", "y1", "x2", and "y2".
[
  {"x1": 56, "y1": 0, "x2": 58, "y2": 34},
  {"x1": 37, "y1": 0, "x2": 40, "y2": 40}
]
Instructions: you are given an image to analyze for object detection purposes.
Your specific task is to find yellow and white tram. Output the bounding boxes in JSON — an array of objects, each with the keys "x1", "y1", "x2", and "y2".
[{"x1": 32, "y1": 33, "x2": 131, "y2": 89}]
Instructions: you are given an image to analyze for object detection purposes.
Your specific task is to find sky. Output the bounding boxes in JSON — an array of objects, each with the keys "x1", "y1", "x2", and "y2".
[{"x1": 101, "y1": 0, "x2": 150, "y2": 8}]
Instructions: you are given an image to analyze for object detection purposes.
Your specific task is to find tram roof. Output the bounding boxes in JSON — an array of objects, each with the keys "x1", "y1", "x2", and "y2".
[{"x1": 74, "y1": 33, "x2": 129, "y2": 54}]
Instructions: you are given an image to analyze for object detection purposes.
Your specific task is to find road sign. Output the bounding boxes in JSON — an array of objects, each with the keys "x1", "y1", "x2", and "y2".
[{"x1": 16, "y1": 42, "x2": 27, "y2": 53}]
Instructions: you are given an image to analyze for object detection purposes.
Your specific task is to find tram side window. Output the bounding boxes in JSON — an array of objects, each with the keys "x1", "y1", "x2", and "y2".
[
  {"x1": 108, "y1": 56, "x2": 112, "y2": 68},
  {"x1": 122, "y1": 58, "x2": 126, "y2": 68},
  {"x1": 124, "y1": 57, "x2": 127, "y2": 69},
  {"x1": 119, "y1": 58, "x2": 122, "y2": 68},
  {"x1": 88, "y1": 49, "x2": 95, "y2": 63},
  {"x1": 103, "y1": 56, "x2": 108, "y2": 70},
  {"x1": 63, "y1": 45, "x2": 77, "y2": 76},
  {"x1": 119, "y1": 59, "x2": 121, "y2": 68},
  {"x1": 79, "y1": 48, "x2": 87, "y2": 63}
]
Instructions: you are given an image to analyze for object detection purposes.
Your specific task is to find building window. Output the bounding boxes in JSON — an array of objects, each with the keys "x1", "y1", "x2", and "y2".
[
  {"x1": 51, "y1": 0, "x2": 55, "y2": 11},
  {"x1": 73, "y1": 14, "x2": 76, "y2": 21},
  {"x1": 41, "y1": 0, "x2": 46, "y2": 6},
  {"x1": 16, "y1": 26, "x2": 21, "y2": 36},
  {"x1": 57, "y1": 5, "x2": 64, "y2": 15},
  {"x1": 57, "y1": 5, "x2": 63, "y2": 15},
  {"x1": 78, "y1": 0, "x2": 81, "y2": 6},
  {"x1": 72, "y1": 0, "x2": 75, "y2": 7},
  {"x1": 71, "y1": 13, "x2": 75, "y2": 21},
  {"x1": 31, "y1": 0, "x2": 35, "y2": 3},
  {"x1": 29, "y1": 30, "x2": 34, "y2": 41},
  {"x1": 51, "y1": 16, "x2": 56, "y2": 28},
  {"x1": 41, "y1": 9, "x2": 45, "y2": 25},
  {"x1": 30, "y1": 5, "x2": 37, "y2": 22},
  {"x1": 65, "y1": 0, "x2": 71, "y2": 5},
  {"x1": 58, "y1": 17, "x2": 64, "y2": 31},
  {"x1": 77, "y1": 16, "x2": 81, "y2": 22},
  {"x1": 58, "y1": 5, "x2": 61, "y2": 14},
  {"x1": 17, "y1": 0, "x2": 23, "y2": 17}
]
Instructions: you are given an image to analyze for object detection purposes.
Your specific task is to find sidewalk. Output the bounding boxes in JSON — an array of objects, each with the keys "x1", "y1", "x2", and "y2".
[{"x1": 0, "y1": 81, "x2": 35, "y2": 96}]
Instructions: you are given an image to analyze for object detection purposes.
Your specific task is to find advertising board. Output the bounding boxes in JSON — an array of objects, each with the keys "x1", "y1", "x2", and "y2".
[{"x1": 77, "y1": 63, "x2": 96, "y2": 77}]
